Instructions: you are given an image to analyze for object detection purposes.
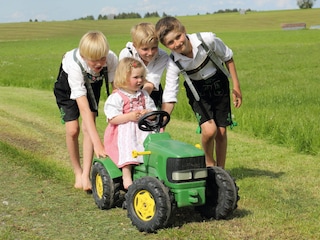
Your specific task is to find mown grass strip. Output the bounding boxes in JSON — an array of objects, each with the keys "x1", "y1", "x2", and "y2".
[{"x1": 0, "y1": 141, "x2": 71, "y2": 183}]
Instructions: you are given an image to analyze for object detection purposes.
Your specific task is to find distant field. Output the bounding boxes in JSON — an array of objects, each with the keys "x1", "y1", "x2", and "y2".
[
  {"x1": 1, "y1": 8, "x2": 320, "y2": 40},
  {"x1": 0, "y1": 9, "x2": 319, "y2": 154}
]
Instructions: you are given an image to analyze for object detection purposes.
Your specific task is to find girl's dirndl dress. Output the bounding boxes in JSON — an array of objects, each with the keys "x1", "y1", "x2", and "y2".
[{"x1": 104, "y1": 89, "x2": 156, "y2": 168}]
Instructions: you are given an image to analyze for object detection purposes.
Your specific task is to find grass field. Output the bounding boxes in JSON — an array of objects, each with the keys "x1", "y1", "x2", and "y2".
[
  {"x1": 1, "y1": 87, "x2": 319, "y2": 239},
  {"x1": 1, "y1": 8, "x2": 319, "y2": 154},
  {"x1": 1, "y1": 9, "x2": 320, "y2": 239}
]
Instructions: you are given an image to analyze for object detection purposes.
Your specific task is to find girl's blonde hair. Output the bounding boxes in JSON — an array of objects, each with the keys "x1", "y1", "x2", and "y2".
[
  {"x1": 79, "y1": 31, "x2": 109, "y2": 60},
  {"x1": 114, "y1": 57, "x2": 146, "y2": 89},
  {"x1": 131, "y1": 23, "x2": 158, "y2": 48},
  {"x1": 155, "y1": 16, "x2": 186, "y2": 45}
]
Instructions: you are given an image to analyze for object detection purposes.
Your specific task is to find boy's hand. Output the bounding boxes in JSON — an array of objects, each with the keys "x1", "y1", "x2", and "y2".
[
  {"x1": 94, "y1": 143, "x2": 107, "y2": 158},
  {"x1": 232, "y1": 88, "x2": 242, "y2": 108}
]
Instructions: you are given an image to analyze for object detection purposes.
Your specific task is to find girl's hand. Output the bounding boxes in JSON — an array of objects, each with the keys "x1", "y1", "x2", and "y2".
[
  {"x1": 139, "y1": 109, "x2": 149, "y2": 116},
  {"x1": 129, "y1": 110, "x2": 142, "y2": 122}
]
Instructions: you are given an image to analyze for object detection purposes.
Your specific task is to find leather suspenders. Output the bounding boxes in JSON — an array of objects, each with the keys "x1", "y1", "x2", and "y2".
[
  {"x1": 170, "y1": 32, "x2": 230, "y2": 101},
  {"x1": 73, "y1": 49, "x2": 110, "y2": 111}
]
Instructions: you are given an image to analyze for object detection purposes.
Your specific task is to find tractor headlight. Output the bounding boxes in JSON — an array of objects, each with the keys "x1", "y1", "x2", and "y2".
[
  {"x1": 172, "y1": 169, "x2": 207, "y2": 181},
  {"x1": 172, "y1": 170, "x2": 192, "y2": 181},
  {"x1": 193, "y1": 169, "x2": 207, "y2": 179}
]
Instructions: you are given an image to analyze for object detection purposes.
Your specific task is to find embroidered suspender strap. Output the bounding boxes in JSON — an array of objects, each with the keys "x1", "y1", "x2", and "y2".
[
  {"x1": 73, "y1": 49, "x2": 98, "y2": 111},
  {"x1": 170, "y1": 54, "x2": 200, "y2": 101},
  {"x1": 102, "y1": 66, "x2": 110, "y2": 96},
  {"x1": 185, "y1": 56, "x2": 210, "y2": 75},
  {"x1": 196, "y1": 32, "x2": 230, "y2": 78}
]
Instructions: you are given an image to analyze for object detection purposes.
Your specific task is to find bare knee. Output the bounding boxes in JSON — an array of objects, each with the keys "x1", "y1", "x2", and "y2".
[
  {"x1": 215, "y1": 127, "x2": 227, "y2": 142},
  {"x1": 201, "y1": 120, "x2": 217, "y2": 140},
  {"x1": 66, "y1": 122, "x2": 80, "y2": 139}
]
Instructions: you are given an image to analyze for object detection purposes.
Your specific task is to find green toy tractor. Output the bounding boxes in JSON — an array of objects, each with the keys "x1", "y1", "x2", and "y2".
[{"x1": 91, "y1": 111, "x2": 239, "y2": 233}]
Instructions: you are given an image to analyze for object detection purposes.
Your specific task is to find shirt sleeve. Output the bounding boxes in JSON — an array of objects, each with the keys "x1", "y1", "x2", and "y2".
[
  {"x1": 162, "y1": 57, "x2": 181, "y2": 103},
  {"x1": 104, "y1": 93, "x2": 123, "y2": 121},
  {"x1": 62, "y1": 49, "x2": 88, "y2": 100},
  {"x1": 119, "y1": 42, "x2": 133, "y2": 60},
  {"x1": 145, "y1": 49, "x2": 169, "y2": 91},
  {"x1": 107, "y1": 50, "x2": 118, "y2": 83},
  {"x1": 204, "y1": 32, "x2": 233, "y2": 62},
  {"x1": 142, "y1": 90, "x2": 157, "y2": 111}
]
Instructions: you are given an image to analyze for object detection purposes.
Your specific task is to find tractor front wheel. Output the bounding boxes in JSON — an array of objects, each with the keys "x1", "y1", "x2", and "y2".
[{"x1": 126, "y1": 177, "x2": 172, "y2": 233}]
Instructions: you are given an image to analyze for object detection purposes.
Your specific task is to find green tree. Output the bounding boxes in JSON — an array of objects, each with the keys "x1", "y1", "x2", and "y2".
[
  {"x1": 144, "y1": 11, "x2": 160, "y2": 18},
  {"x1": 297, "y1": 0, "x2": 316, "y2": 8}
]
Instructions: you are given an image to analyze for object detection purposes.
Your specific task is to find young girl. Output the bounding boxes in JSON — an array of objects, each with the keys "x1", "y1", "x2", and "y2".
[
  {"x1": 54, "y1": 31, "x2": 118, "y2": 192},
  {"x1": 155, "y1": 17, "x2": 242, "y2": 169},
  {"x1": 119, "y1": 22, "x2": 169, "y2": 109},
  {"x1": 103, "y1": 57, "x2": 157, "y2": 189}
]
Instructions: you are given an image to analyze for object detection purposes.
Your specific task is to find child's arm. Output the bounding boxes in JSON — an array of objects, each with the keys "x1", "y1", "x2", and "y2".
[
  {"x1": 76, "y1": 96, "x2": 106, "y2": 157},
  {"x1": 108, "y1": 110, "x2": 143, "y2": 125},
  {"x1": 225, "y1": 58, "x2": 242, "y2": 108},
  {"x1": 161, "y1": 102, "x2": 175, "y2": 114},
  {"x1": 142, "y1": 81, "x2": 155, "y2": 95}
]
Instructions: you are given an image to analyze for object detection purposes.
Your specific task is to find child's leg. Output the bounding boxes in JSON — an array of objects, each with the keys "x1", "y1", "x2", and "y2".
[
  {"x1": 81, "y1": 118, "x2": 94, "y2": 191},
  {"x1": 200, "y1": 120, "x2": 217, "y2": 167},
  {"x1": 65, "y1": 120, "x2": 82, "y2": 189},
  {"x1": 122, "y1": 165, "x2": 133, "y2": 190},
  {"x1": 215, "y1": 127, "x2": 227, "y2": 169}
]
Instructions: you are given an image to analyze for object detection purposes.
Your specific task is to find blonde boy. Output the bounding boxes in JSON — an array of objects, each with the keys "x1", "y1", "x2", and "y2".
[
  {"x1": 119, "y1": 23, "x2": 169, "y2": 108},
  {"x1": 54, "y1": 31, "x2": 118, "y2": 192}
]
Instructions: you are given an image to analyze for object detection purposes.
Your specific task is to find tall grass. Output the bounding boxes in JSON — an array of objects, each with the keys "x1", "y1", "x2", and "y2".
[{"x1": 0, "y1": 9, "x2": 319, "y2": 154}]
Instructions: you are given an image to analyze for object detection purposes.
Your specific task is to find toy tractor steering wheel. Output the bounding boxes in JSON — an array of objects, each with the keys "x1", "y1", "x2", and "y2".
[{"x1": 138, "y1": 111, "x2": 170, "y2": 132}]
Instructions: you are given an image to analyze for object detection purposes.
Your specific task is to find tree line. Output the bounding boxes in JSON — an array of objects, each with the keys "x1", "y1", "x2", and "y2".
[
  {"x1": 29, "y1": 1, "x2": 316, "y2": 23},
  {"x1": 77, "y1": 11, "x2": 167, "y2": 21}
]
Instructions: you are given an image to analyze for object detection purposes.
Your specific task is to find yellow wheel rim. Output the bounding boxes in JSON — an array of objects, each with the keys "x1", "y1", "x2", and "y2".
[
  {"x1": 133, "y1": 190, "x2": 156, "y2": 221},
  {"x1": 95, "y1": 173, "x2": 103, "y2": 199}
]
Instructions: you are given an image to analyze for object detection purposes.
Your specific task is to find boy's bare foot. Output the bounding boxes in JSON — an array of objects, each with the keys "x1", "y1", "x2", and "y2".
[
  {"x1": 82, "y1": 175, "x2": 92, "y2": 191},
  {"x1": 74, "y1": 173, "x2": 83, "y2": 189}
]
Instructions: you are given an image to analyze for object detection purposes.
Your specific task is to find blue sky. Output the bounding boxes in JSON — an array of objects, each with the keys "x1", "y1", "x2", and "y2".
[{"x1": 0, "y1": 0, "x2": 319, "y2": 23}]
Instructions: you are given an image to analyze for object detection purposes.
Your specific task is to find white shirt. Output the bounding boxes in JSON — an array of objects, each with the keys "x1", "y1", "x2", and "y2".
[
  {"x1": 104, "y1": 89, "x2": 157, "y2": 121},
  {"x1": 62, "y1": 48, "x2": 118, "y2": 100},
  {"x1": 119, "y1": 42, "x2": 169, "y2": 91},
  {"x1": 163, "y1": 32, "x2": 233, "y2": 103}
]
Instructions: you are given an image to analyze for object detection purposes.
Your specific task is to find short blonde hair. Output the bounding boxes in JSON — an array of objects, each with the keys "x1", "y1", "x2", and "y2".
[
  {"x1": 79, "y1": 31, "x2": 109, "y2": 60},
  {"x1": 131, "y1": 23, "x2": 158, "y2": 48},
  {"x1": 114, "y1": 57, "x2": 146, "y2": 89},
  {"x1": 155, "y1": 16, "x2": 186, "y2": 45}
]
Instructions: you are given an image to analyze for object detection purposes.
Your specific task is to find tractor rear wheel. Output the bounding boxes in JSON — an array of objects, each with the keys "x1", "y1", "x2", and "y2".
[
  {"x1": 197, "y1": 166, "x2": 239, "y2": 219},
  {"x1": 91, "y1": 162, "x2": 121, "y2": 209}
]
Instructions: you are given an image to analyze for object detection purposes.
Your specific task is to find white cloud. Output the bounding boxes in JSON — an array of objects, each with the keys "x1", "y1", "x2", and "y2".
[
  {"x1": 101, "y1": 7, "x2": 118, "y2": 15},
  {"x1": 276, "y1": 0, "x2": 295, "y2": 9},
  {"x1": 11, "y1": 11, "x2": 24, "y2": 20}
]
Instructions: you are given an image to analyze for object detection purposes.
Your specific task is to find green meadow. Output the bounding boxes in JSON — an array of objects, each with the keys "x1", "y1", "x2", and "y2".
[
  {"x1": 1, "y1": 9, "x2": 319, "y2": 154},
  {"x1": 0, "y1": 9, "x2": 320, "y2": 239}
]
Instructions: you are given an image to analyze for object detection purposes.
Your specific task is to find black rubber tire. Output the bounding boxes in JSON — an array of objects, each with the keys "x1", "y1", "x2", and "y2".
[
  {"x1": 126, "y1": 177, "x2": 172, "y2": 233},
  {"x1": 91, "y1": 162, "x2": 121, "y2": 210},
  {"x1": 197, "y1": 166, "x2": 240, "y2": 219}
]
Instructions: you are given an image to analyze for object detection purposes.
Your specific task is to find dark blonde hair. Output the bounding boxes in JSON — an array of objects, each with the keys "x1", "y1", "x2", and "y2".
[
  {"x1": 155, "y1": 16, "x2": 186, "y2": 45},
  {"x1": 113, "y1": 57, "x2": 146, "y2": 89},
  {"x1": 79, "y1": 31, "x2": 109, "y2": 60},
  {"x1": 131, "y1": 23, "x2": 158, "y2": 48}
]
